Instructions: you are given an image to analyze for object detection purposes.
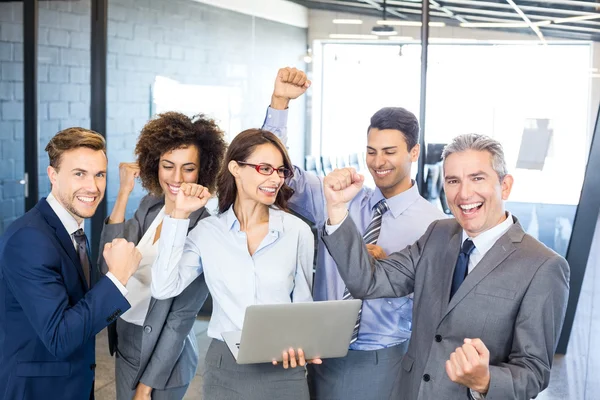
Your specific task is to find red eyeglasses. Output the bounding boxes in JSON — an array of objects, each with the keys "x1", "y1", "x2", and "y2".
[{"x1": 236, "y1": 161, "x2": 293, "y2": 179}]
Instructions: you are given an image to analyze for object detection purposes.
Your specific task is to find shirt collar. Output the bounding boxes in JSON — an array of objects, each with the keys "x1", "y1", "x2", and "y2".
[
  {"x1": 224, "y1": 205, "x2": 284, "y2": 234},
  {"x1": 46, "y1": 192, "x2": 85, "y2": 236},
  {"x1": 462, "y1": 212, "x2": 514, "y2": 257},
  {"x1": 369, "y1": 180, "x2": 421, "y2": 219}
]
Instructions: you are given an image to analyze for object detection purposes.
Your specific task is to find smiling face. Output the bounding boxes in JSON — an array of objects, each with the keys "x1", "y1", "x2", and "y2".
[
  {"x1": 230, "y1": 143, "x2": 286, "y2": 207},
  {"x1": 443, "y1": 149, "x2": 514, "y2": 237},
  {"x1": 158, "y1": 145, "x2": 200, "y2": 203},
  {"x1": 366, "y1": 128, "x2": 419, "y2": 198},
  {"x1": 47, "y1": 147, "x2": 107, "y2": 224}
]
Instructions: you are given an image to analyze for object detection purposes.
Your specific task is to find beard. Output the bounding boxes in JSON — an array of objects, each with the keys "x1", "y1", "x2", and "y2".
[{"x1": 56, "y1": 190, "x2": 99, "y2": 220}]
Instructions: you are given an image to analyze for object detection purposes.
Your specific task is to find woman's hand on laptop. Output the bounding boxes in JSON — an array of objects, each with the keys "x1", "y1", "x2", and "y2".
[{"x1": 273, "y1": 348, "x2": 323, "y2": 369}]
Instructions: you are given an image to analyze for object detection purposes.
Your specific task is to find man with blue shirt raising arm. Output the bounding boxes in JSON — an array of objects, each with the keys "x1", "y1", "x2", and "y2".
[{"x1": 262, "y1": 67, "x2": 445, "y2": 399}]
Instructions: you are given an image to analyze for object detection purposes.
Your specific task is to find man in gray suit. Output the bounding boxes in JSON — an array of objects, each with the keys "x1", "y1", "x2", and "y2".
[{"x1": 321, "y1": 133, "x2": 570, "y2": 399}]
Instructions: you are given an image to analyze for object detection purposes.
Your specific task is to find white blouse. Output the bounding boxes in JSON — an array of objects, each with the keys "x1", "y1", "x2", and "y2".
[
  {"x1": 151, "y1": 206, "x2": 314, "y2": 340},
  {"x1": 121, "y1": 206, "x2": 166, "y2": 326}
]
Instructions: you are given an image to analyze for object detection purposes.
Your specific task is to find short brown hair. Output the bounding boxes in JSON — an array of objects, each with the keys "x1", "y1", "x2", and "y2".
[
  {"x1": 217, "y1": 129, "x2": 294, "y2": 214},
  {"x1": 45, "y1": 127, "x2": 106, "y2": 169},
  {"x1": 135, "y1": 112, "x2": 227, "y2": 196}
]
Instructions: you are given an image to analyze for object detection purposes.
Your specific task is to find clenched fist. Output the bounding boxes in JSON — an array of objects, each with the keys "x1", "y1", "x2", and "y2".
[
  {"x1": 118, "y1": 162, "x2": 140, "y2": 194},
  {"x1": 324, "y1": 168, "x2": 365, "y2": 225},
  {"x1": 271, "y1": 67, "x2": 311, "y2": 110},
  {"x1": 104, "y1": 238, "x2": 142, "y2": 286},
  {"x1": 172, "y1": 183, "x2": 211, "y2": 219},
  {"x1": 445, "y1": 338, "x2": 491, "y2": 395}
]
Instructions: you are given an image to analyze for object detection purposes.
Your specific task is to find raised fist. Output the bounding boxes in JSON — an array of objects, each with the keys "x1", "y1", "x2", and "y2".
[
  {"x1": 118, "y1": 162, "x2": 140, "y2": 194},
  {"x1": 172, "y1": 183, "x2": 211, "y2": 219},
  {"x1": 271, "y1": 67, "x2": 311, "y2": 109}
]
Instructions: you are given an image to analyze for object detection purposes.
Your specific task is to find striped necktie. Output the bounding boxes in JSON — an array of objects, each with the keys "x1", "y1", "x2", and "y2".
[{"x1": 343, "y1": 199, "x2": 390, "y2": 344}]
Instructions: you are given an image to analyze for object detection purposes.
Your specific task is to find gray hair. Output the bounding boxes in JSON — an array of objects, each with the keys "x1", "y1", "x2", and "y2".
[{"x1": 442, "y1": 134, "x2": 508, "y2": 180}]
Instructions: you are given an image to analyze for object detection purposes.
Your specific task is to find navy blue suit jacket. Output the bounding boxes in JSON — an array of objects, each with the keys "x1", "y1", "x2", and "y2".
[{"x1": 0, "y1": 198, "x2": 131, "y2": 400}]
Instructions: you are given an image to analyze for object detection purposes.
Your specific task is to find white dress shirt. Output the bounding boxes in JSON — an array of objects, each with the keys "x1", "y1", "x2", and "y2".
[
  {"x1": 463, "y1": 213, "x2": 514, "y2": 274},
  {"x1": 120, "y1": 206, "x2": 165, "y2": 325},
  {"x1": 462, "y1": 212, "x2": 513, "y2": 400},
  {"x1": 151, "y1": 206, "x2": 314, "y2": 340},
  {"x1": 46, "y1": 193, "x2": 128, "y2": 296}
]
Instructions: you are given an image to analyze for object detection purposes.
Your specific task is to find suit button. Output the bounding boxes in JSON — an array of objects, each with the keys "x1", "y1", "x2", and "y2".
[
  {"x1": 423, "y1": 374, "x2": 431, "y2": 382},
  {"x1": 144, "y1": 325, "x2": 152, "y2": 334},
  {"x1": 435, "y1": 334, "x2": 442, "y2": 342},
  {"x1": 90, "y1": 364, "x2": 96, "y2": 370}
]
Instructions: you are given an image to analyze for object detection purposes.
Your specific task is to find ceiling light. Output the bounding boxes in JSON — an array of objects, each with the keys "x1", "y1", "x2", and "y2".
[
  {"x1": 377, "y1": 20, "x2": 446, "y2": 27},
  {"x1": 430, "y1": 37, "x2": 478, "y2": 43},
  {"x1": 553, "y1": 14, "x2": 600, "y2": 24},
  {"x1": 333, "y1": 19, "x2": 364, "y2": 25},
  {"x1": 371, "y1": 25, "x2": 398, "y2": 36},
  {"x1": 459, "y1": 20, "x2": 551, "y2": 28},
  {"x1": 329, "y1": 34, "x2": 378, "y2": 40},
  {"x1": 387, "y1": 36, "x2": 415, "y2": 41}
]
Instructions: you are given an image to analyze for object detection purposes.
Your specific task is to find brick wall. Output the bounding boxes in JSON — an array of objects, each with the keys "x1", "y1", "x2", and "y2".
[{"x1": 0, "y1": 0, "x2": 308, "y2": 233}]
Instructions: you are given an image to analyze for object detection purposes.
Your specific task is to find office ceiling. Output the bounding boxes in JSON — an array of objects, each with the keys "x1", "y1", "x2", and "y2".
[{"x1": 289, "y1": 0, "x2": 600, "y2": 41}]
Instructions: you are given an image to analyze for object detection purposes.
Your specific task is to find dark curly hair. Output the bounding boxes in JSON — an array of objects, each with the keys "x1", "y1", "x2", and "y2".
[
  {"x1": 135, "y1": 112, "x2": 227, "y2": 196},
  {"x1": 217, "y1": 129, "x2": 294, "y2": 214}
]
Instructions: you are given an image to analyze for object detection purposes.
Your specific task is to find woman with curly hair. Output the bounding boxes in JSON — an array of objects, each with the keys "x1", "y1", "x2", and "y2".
[
  {"x1": 98, "y1": 112, "x2": 227, "y2": 400},
  {"x1": 150, "y1": 129, "x2": 317, "y2": 399}
]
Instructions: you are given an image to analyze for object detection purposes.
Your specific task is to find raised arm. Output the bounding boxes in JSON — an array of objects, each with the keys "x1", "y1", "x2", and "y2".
[
  {"x1": 261, "y1": 68, "x2": 328, "y2": 226},
  {"x1": 97, "y1": 162, "x2": 143, "y2": 273},
  {"x1": 151, "y1": 183, "x2": 210, "y2": 299},
  {"x1": 321, "y1": 168, "x2": 430, "y2": 299}
]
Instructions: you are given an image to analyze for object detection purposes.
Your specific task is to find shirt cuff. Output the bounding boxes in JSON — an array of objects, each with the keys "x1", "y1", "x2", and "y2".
[
  {"x1": 470, "y1": 389, "x2": 486, "y2": 399},
  {"x1": 162, "y1": 215, "x2": 191, "y2": 248},
  {"x1": 265, "y1": 106, "x2": 289, "y2": 127},
  {"x1": 324, "y1": 211, "x2": 349, "y2": 235},
  {"x1": 106, "y1": 272, "x2": 129, "y2": 296}
]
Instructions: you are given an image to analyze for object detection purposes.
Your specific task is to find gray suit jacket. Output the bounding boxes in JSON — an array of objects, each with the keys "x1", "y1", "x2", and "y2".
[
  {"x1": 323, "y1": 215, "x2": 569, "y2": 400},
  {"x1": 98, "y1": 195, "x2": 210, "y2": 390}
]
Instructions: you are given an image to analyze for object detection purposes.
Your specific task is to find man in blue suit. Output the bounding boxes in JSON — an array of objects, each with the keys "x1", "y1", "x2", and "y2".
[{"x1": 0, "y1": 127, "x2": 142, "y2": 400}]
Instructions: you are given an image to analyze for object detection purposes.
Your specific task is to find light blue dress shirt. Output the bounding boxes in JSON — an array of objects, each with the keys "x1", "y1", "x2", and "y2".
[
  {"x1": 264, "y1": 107, "x2": 446, "y2": 351},
  {"x1": 151, "y1": 206, "x2": 314, "y2": 340}
]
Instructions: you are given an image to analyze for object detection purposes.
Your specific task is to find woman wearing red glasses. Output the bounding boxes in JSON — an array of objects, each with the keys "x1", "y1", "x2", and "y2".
[{"x1": 151, "y1": 128, "x2": 317, "y2": 399}]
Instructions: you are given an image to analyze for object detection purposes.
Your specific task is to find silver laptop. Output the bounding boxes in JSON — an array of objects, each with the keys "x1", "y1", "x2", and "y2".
[{"x1": 221, "y1": 300, "x2": 362, "y2": 364}]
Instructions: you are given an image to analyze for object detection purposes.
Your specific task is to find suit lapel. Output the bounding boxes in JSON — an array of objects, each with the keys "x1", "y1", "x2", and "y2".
[
  {"x1": 440, "y1": 220, "x2": 524, "y2": 322},
  {"x1": 37, "y1": 199, "x2": 89, "y2": 290}
]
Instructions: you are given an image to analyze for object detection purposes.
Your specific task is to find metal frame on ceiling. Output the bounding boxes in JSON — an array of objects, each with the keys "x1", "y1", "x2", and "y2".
[{"x1": 290, "y1": 0, "x2": 600, "y2": 41}]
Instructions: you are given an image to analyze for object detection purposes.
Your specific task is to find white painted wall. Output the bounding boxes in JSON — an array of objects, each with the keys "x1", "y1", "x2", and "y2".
[{"x1": 193, "y1": 0, "x2": 308, "y2": 28}]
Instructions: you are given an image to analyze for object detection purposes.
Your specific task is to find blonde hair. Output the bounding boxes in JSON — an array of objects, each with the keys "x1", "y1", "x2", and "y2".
[{"x1": 45, "y1": 127, "x2": 106, "y2": 169}]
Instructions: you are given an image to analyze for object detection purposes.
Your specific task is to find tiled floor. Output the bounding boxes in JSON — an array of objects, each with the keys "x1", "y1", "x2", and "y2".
[{"x1": 94, "y1": 218, "x2": 600, "y2": 399}]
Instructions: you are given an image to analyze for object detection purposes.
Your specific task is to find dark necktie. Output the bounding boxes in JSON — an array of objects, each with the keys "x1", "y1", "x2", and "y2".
[
  {"x1": 343, "y1": 199, "x2": 390, "y2": 344},
  {"x1": 450, "y1": 239, "x2": 476, "y2": 300},
  {"x1": 73, "y1": 228, "x2": 91, "y2": 288}
]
